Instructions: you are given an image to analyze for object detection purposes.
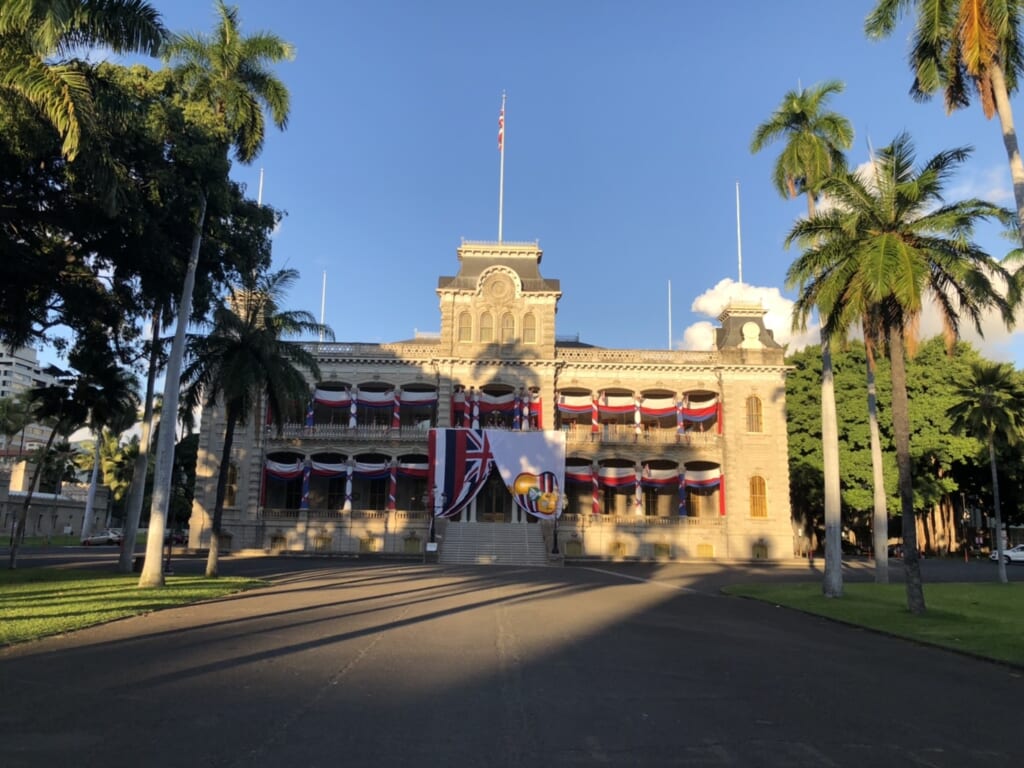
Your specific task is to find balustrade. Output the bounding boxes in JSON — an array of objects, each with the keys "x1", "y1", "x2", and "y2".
[{"x1": 560, "y1": 423, "x2": 720, "y2": 446}]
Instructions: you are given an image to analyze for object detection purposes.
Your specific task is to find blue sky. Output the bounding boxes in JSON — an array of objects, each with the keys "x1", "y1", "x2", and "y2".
[{"x1": 136, "y1": 1, "x2": 1024, "y2": 362}]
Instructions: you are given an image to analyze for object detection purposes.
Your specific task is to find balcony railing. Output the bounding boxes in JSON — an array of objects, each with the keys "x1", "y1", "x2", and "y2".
[
  {"x1": 561, "y1": 513, "x2": 724, "y2": 527},
  {"x1": 270, "y1": 423, "x2": 432, "y2": 441},
  {"x1": 262, "y1": 508, "x2": 723, "y2": 527},
  {"x1": 560, "y1": 423, "x2": 720, "y2": 446},
  {"x1": 269, "y1": 422, "x2": 720, "y2": 446}
]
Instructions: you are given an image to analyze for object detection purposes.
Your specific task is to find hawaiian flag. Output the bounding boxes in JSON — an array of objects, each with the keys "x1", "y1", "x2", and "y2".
[
  {"x1": 428, "y1": 428, "x2": 493, "y2": 519},
  {"x1": 498, "y1": 106, "x2": 504, "y2": 151}
]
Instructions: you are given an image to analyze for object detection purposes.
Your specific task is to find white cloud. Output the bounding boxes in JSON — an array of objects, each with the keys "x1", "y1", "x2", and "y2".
[
  {"x1": 679, "y1": 278, "x2": 819, "y2": 352},
  {"x1": 679, "y1": 276, "x2": 1023, "y2": 363}
]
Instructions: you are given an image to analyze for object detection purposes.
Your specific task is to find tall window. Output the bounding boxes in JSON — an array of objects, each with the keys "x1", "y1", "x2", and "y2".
[
  {"x1": 284, "y1": 477, "x2": 302, "y2": 509},
  {"x1": 501, "y1": 313, "x2": 515, "y2": 343},
  {"x1": 746, "y1": 395, "x2": 763, "y2": 433},
  {"x1": 368, "y1": 477, "x2": 387, "y2": 510},
  {"x1": 458, "y1": 312, "x2": 472, "y2": 342},
  {"x1": 328, "y1": 477, "x2": 346, "y2": 508},
  {"x1": 749, "y1": 476, "x2": 767, "y2": 518},
  {"x1": 643, "y1": 487, "x2": 658, "y2": 516},
  {"x1": 523, "y1": 313, "x2": 537, "y2": 343},
  {"x1": 479, "y1": 312, "x2": 494, "y2": 342},
  {"x1": 225, "y1": 463, "x2": 238, "y2": 507}
]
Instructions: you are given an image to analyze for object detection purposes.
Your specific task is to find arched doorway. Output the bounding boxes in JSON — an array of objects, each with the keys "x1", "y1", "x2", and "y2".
[{"x1": 477, "y1": 465, "x2": 513, "y2": 523}]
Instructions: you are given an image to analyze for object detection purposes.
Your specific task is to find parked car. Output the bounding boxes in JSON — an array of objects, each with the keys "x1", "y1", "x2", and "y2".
[
  {"x1": 989, "y1": 544, "x2": 1024, "y2": 564},
  {"x1": 81, "y1": 529, "x2": 123, "y2": 546}
]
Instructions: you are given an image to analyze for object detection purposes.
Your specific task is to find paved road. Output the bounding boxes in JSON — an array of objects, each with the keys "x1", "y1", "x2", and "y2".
[{"x1": 1, "y1": 557, "x2": 1020, "y2": 767}]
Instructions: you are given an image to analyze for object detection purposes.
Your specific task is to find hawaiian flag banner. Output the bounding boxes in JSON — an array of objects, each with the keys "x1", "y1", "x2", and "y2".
[
  {"x1": 428, "y1": 428, "x2": 494, "y2": 519},
  {"x1": 488, "y1": 429, "x2": 565, "y2": 520}
]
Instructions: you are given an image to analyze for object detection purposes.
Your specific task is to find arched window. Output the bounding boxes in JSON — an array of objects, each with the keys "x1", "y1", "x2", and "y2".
[
  {"x1": 225, "y1": 463, "x2": 238, "y2": 507},
  {"x1": 746, "y1": 395, "x2": 763, "y2": 433},
  {"x1": 458, "y1": 312, "x2": 472, "y2": 342},
  {"x1": 480, "y1": 312, "x2": 494, "y2": 342},
  {"x1": 749, "y1": 476, "x2": 767, "y2": 517},
  {"x1": 501, "y1": 313, "x2": 515, "y2": 343},
  {"x1": 523, "y1": 313, "x2": 537, "y2": 344}
]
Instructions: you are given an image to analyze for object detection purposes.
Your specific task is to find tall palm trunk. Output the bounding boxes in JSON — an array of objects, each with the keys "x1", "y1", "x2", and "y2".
[
  {"x1": 81, "y1": 437, "x2": 102, "y2": 539},
  {"x1": 820, "y1": 333, "x2": 843, "y2": 597},
  {"x1": 988, "y1": 62, "x2": 1024, "y2": 246},
  {"x1": 888, "y1": 329, "x2": 925, "y2": 614},
  {"x1": 206, "y1": 400, "x2": 239, "y2": 577},
  {"x1": 866, "y1": 356, "x2": 889, "y2": 583},
  {"x1": 809, "y1": 192, "x2": 844, "y2": 599},
  {"x1": 118, "y1": 313, "x2": 160, "y2": 573},
  {"x1": 8, "y1": 428, "x2": 60, "y2": 568},
  {"x1": 988, "y1": 438, "x2": 1008, "y2": 584},
  {"x1": 139, "y1": 193, "x2": 208, "y2": 588}
]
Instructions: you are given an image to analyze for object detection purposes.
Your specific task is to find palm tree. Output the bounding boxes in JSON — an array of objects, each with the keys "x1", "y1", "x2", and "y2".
[
  {"x1": 181, "y1": 268, "x2": 330, "y2": 577},
  {"x1": 0, "y1": 0, "x2": 167, "y2": 160},
  {"x1": 118, "y1": 313, "x2": 162, "y2": 573},
  {"x1": 140, "y1": 1, "x2": 294, "y2": 588},
  {"x1": 79, "y1": 367, "x2": 139, "y2": 540},
  {"x1": 751, "y1": 80, "x2": 853, "y2": 598},
  {"x1": 866, "y1": 0, "x2": 1024, "y2": 244},
  {"x1": 8, "y1": 383, "x2": 88, "y2": 567},
  {"x1": 863, "y1": 309, "x2": 892, "y2": 583},
  {"x1": 786, "y1": 132, "x2": 1014, "y2": 614},
  {"x1": 0, "y1": 391, "x2": 32, "y2": 456},
  {"x1": 947, "y1": 361, "x2": 1024, "y2": 583}
]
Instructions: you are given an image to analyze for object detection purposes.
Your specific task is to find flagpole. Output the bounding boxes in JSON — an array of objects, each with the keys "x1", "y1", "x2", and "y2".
[
  {"x1": 498, "y1": 92, "x2": 506, "y2": 242},
  {"x1": 668, "y1": 280, "x2": 672, "y2": 350},
  {"x1": 257, "y1": 167, "x2": 265, "y2": 206},
  {"x1": 319, "y1": 271, "x2": 326, "y2": 343},
  {"x1": 735, "y1": 180, "x2": 743, "y2": 286}
]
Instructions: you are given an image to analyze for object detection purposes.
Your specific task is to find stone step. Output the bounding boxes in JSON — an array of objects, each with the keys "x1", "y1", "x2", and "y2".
[{"x1": 439, "y1": 522, "x2": 552, "y2": 566}]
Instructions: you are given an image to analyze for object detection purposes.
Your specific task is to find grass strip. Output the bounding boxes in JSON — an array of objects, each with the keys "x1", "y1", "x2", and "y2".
[
  {"x1": 0, "y1": 568, "x2": 267, "y2": 646},
  {"x1": 723, "y1": 581, "x2": 1024, "y2": 666}
]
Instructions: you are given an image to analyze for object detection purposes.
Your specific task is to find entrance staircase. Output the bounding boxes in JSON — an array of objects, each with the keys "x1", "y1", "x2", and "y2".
[{"x1": 439, "y1": 523, "x2": 551, "y2": 566}]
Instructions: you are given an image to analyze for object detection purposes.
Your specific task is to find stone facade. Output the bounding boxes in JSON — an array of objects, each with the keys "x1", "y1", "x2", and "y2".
[{"x1": 189, "y1": 241, "x2": 796, "y2": 561}]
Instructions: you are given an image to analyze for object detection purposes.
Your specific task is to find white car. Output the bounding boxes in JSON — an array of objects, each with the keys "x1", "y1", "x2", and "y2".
[{"x1": 990, "y1": 544, "x2": 1024, "y2": 564}]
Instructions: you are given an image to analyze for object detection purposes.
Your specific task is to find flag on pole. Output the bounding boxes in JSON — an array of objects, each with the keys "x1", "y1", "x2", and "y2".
[{"x1": 498, "y1": 105, "x2": 504, "y2": 151}]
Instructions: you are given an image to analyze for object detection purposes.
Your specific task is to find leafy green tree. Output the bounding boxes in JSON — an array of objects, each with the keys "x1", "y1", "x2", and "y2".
[
  {"x1": 0, "y1": 0, "x2": 166, "y2": 160},
  {"x1": 787, "y1": 132, "x2": 1013, "y2": 614},
  {"x1": 181, "y1": 268, "x2": 329, "y2": 577},
  {"x1": 141, "y1": 1, "x2": 294, "y2": 587},
  {"x1": 866, "y1": 0, "x2": 1024, "y2": 244},
  {"x1": 947, "y1": 361, "x2": 1024, "y2": 582},
  {"x1": 752, "y1": 80, "x2": 853, "y2": 597}
]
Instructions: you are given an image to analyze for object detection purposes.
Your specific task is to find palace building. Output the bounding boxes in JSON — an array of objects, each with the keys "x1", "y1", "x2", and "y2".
[{"x1": 188, "y1": 240, "x2": 795, "y2": 563}]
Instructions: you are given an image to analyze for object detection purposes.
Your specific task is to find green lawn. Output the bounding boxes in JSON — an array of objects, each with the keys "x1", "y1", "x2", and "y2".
[
  {"x1": 723, "y1": 581, "x2": 1024, "y2": 666},
  {"x1": 0, "y1": 568, "x2": 267, "y2": 646}
]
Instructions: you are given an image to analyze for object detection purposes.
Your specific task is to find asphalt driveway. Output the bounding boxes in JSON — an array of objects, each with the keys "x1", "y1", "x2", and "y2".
[{"x1": 1, "y1": 557, "x2": 1019, "y2": 767}]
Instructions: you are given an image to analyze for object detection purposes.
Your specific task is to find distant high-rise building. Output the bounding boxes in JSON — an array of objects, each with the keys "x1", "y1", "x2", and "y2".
[{"x1": 0, "y1": 347, "x2": 65, "y2": 456}]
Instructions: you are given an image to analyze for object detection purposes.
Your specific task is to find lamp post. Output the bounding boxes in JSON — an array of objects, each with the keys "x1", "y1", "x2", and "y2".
[{"x1": 422, "y1": 488, "x2": 445, "y2": 545}]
